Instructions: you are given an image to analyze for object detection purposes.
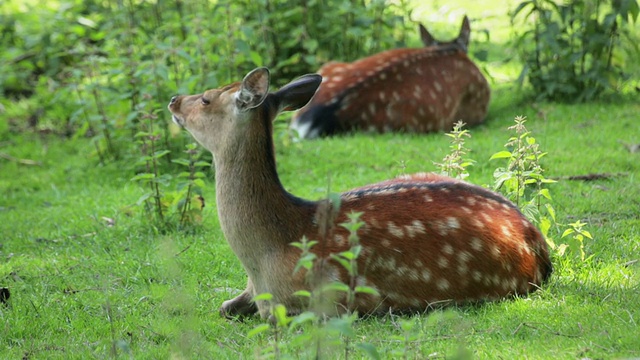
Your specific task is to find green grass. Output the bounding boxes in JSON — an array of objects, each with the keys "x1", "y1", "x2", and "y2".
[
  {"x1": 2, "y1": 91, "x2": 639, "y2": 358},
  {"x1": 2, "y1": 0, "x2": 640, "y2": 358}
]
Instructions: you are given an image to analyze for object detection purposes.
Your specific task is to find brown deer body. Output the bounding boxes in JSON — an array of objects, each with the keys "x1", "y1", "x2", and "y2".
[
  {"x1": 168, "y1": 68, "x2": 551, "y2": 319},
  {"x1": 291, "y1": 17, "x2": 491, "y2": 139}
]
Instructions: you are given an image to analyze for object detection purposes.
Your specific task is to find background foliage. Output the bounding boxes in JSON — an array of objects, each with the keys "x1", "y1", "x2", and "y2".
[{"x1": 511, "y1": 0, "x2": 639, "y2": 101}]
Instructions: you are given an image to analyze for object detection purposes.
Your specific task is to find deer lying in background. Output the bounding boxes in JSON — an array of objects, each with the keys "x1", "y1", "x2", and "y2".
[
  {"x1": 168, "y1": 67, "x2": 551, "y2": 319},
  {"x1": 291, "y1": 16, "x2": 491, "y2": 139}
]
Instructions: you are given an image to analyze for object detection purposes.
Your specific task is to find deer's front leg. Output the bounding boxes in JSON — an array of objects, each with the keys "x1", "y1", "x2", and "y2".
[{"x1": 220, "y1": 279, "x2": 258, "y2": 318}]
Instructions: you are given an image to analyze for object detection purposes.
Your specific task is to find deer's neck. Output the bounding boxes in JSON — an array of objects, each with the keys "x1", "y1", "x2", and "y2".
[{"x1": 213, "y1": 118, "x2": 315, "y2": 260}]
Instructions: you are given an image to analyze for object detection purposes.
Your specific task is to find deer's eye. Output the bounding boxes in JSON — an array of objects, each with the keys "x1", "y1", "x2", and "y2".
[{"x1": 201, "y1": 97, "x2": 210, "y2": 105}]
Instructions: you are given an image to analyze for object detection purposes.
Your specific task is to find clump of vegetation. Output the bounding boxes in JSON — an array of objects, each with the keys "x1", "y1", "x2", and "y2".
[
  {"x1": 248, "y1": 196, "x2": 382, "y2": 359},
  {"x1": 511, "y1": 0, "x2": 640, "y2": 101},
  {"x1": 434, "y1": 120, "x2": 474, "y2": 180},
  {"x1": 132, "y1": 119, "x2": 208, "y2": 232},
  {"x1": 0, "y1": 0, "x2": 415, "y2": 156},
  {"x1": 490, "y1": 115, "x2": 593, "y2": 261}
]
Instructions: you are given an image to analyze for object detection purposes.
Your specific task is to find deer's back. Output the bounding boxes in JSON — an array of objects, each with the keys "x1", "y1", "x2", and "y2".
[{"x1": 292, "y1": 46, "x2": 490, "y2": 138}]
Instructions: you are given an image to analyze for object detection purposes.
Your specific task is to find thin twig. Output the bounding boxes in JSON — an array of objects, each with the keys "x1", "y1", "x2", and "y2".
[
  {"x1": 512, "y1": 322, "x2": 581, "y2": 338},
  {"x1": 0, "y1": 152, "x2": 42, "y2": 166},
  {"x1": 551, "y1": 172, "x2": 628, "y2": 181},
  {"x1": 174, "y1": 241, "x2": 195, "y2": 257}
]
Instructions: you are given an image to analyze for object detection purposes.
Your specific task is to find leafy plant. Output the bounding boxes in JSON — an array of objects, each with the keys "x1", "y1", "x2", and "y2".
[
  {"x1": 511, "y1": 0, "x2": 640, "y2": 101},
  {"x1": 132, "y1": 110, "x2": 207, "y2": 231},
  {"x1": 434, "y1": 120, "x2": 475, "y2": 180},
  {"x1": 560, "y1": 219, "x2": 594, "y2": 261},
  {"x1": 490, "y1": 115, "x2": 593, "y2": 260},
  {"x1": 132, "y1": 119, "x2": 171, "y2": 227},
  {"x1": 248, "y1": 199, "x2": 380, "y2": 359}
]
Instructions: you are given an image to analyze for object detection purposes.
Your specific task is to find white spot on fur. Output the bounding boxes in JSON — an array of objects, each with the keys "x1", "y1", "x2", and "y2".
[
  {"x1": 381, "y1": 239, "x2": 391, "y2": 248},
  {"x1": 433, "y1": 220, "x2": 448, "y2": 236},
  {"x1": 421, "y1": 269, "x2": 432, "y2": 282},
  {"x1": 437, "y1": 278, "x2": 450, "y2": 291},
  {"x1": 472, "y1": 271, "x2": 482, "y2": 282},
  {"x1": 470, "y1": 237, "x2": 483, "y2": 251},
  {"x1": 501, "y1": 225, "x2": 512, "y2": 237},
  {"x1": 408, "y1": 220, "x2": 426, "y2": 236},
  {"x1": 481, "y1": 213, "x2": 494, "y2": 224},
  {"x1": 437, "y1": 256, "x2": 449, "y2": 268},
  {"x1": 442, "y1": 243, "x2": 454, "y2": 255},
  {"x1": 457, "y1": 250, "x2": 472, "y2": 263},
  {"x1": 387, "y1": 222, "x2": 404, "y2": 238},
  {"x1": 458, "y1": 262, "x2": 469, "y2": 275},
  {"x1": 447, "y1": 217, "x2": 460, "y2": 230},
  {"x1": 472, "y1": 218, "x2": 484, "y2": 229},
  {"x1": 368, "y1": 103, "x2": 376, "y2": 115},
  {"x1": 491, "y1": 245, "x2": 501, "y2": 258}
]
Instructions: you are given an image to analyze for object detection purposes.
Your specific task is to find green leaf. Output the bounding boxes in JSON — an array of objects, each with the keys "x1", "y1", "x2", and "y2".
[
  {"x1": 289, "y1": 311, "x2": 317, "y2": 329},
  {"x1": 249, "y1": 51, "x2": 263, "y2": 66},
  {"x1": 326, "y1": 317, "x2": 355, "y2": 337},
  {"x1": 172, "y1": 159, "x2": 190, "y2": 166},
  {"x1": 131, "y1": 173, "x2": 154, "y2": 181},
  {"x1": 330, "y1": 255, "x2": 351, "y2": 272},
  {"x1": 322, "y1": 281, "x2": 349, "y2": 293},
  {"x1": 561, "y1": 228, "x2": 575, "y2": 238},
  {"x1": 293, "y1": 290, "x2": 311, "y2": 298},
  {"x1": 355, "y1": 286, "x2": 380, "y2": 296},
  {"x1": 136, "y1": 192, "x2": 153, "y2": 205},
  {"x1": 545, "y1": 203, "x2": 557, "y2": 222},
  {"x1": 153, "y1": 150, "x2": 171, "y2": 158},
  {"x1": 247, "y1": 324, "x2": 270, "y2": 338},
  {"x1": 356, "y1": 343, "x2": 381, "y2": 360},
  {"x1": 193, "y1": 179, "x2": 206, "y2": 188},
  {"x1": 253, "y1": 293, "x2": 273, "y2": 302},
  {"x1": 272, "y1": 304, "x2": 290, "y2": 327},
  {"x1": 556, "y1": 243, "x2": 569, "y2": 257},
  {"x1": 539, "y1": 217, "x2": 551, "y2": 237},
  {"x1": 490, "y1": 151, "x2": 513, "y2": 160},
  {"x1": 539, "y1": 188, "x2": 552, "y2": 200}
]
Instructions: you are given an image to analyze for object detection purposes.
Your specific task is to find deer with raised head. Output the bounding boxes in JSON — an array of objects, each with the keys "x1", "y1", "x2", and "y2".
[
  {"x1": 291, "y1": 16, "x2": 491, "y2": 139},
  {"x1": 168, "y1": 67, "x2": 551, "y2": 319}
]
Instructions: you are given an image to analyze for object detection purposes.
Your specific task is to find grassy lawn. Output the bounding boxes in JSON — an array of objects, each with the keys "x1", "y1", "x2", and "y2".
[{"x1": 2, "y1": 0, "x2": 640, "y2": 359}]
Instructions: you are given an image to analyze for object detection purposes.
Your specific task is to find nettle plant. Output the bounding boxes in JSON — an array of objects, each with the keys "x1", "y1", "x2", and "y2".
[
  {"x1": 249, "y1": 199, "x2": 381, "y2": 359},
  {"x1": 434, "y1": 120, "x2": 475, "y2": 180},
  {"x1": 511, "y1": 0, "x2": 640, "y2": 101},
  {"x1": 132, "y1": 111, "x2": 208, "y2": 232},
  {"x1": 490, "y1": 116, "x2": 593, "y2": 260}
]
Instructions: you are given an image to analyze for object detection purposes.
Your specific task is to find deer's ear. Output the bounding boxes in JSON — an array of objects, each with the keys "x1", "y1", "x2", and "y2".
[
  {"x1": 457, "y1": 16, "x2": 471, "y2": 52},
  {"x1": 273, "y1": 74, "x2": 322, "y2": 112},
  {"x1": 419, "y1": 24, "x2": 436, "y2": 47},
  {"x1": 236, "y1": 67, "x2": 270, "y2": 111}
]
